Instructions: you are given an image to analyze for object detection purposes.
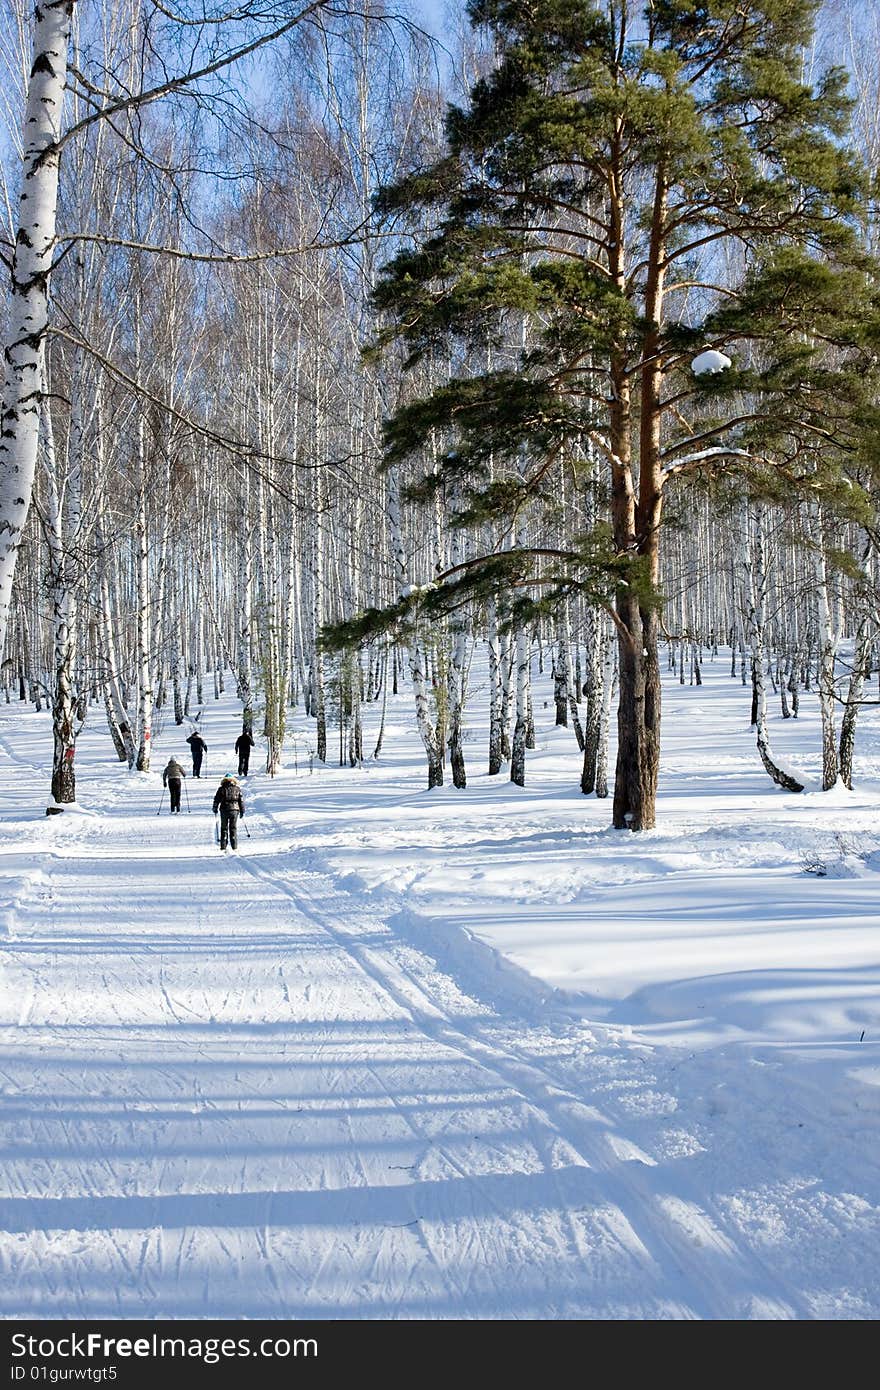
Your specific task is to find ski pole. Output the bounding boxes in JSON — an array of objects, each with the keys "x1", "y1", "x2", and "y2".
[
  {"x1": 214, "y1": 814, "x2": 219, "y2": 844},
  {"x1": 242, "y1": 819, "x2": 251, "y2": 839},
  {"x1": 184, "y1": 781, "x2": 191, "y2": 813},
  {"x1": 156, "y1": 787, "x2": 166, "y2": 816}
]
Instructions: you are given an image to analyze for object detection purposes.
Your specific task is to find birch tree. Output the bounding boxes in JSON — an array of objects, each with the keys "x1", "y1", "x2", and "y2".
[
  {"x1": 0, "y1": 0, "x2": 363, "y2": 668},
  {"x1": 0, "y1": 0, "x2": 75, "y2": 665}
]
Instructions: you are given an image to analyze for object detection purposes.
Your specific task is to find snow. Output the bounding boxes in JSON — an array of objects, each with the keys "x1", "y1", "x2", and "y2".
[
  {"x1": 1, "y1": 652, "x2": 880, "y2": 1319},
  {"x1": 769, "y1": 754, "x2": 814, "y2": 790},
  {"x1": 691, "y1": 349, "x2": 733, "y2": 375}
]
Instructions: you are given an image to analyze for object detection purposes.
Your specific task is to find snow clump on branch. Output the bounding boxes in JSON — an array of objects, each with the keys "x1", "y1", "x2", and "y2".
[{"x1": 691, "y1": 349, "x2": 733, "y2": 376}]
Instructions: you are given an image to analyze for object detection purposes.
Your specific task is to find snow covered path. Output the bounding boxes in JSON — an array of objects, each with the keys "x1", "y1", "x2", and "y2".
[
  {"x1": 0, "y1": 776, "x2": 699, "y2": 1319},
  {"x1": 2, "y1": 690, "x2": 880, "y2": 1319}
]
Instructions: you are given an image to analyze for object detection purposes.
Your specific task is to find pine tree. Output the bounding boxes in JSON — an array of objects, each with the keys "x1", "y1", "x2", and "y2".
[{"x1": 367, "y1": 0, "x2": 873, "y2": 829}]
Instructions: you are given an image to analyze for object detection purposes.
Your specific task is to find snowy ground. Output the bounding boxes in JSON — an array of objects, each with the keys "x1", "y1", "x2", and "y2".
[{"x1": 1, "y1": 650, "x2": 879, "y2": 1319}]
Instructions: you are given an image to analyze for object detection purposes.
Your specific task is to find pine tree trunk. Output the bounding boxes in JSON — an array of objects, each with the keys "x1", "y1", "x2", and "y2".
[
  {"x1": 608, "y1": 171, "x2": 664, "y2": 832},
  {"x1": 613, "y1": 598, "x2": 661, "y2": 829}
]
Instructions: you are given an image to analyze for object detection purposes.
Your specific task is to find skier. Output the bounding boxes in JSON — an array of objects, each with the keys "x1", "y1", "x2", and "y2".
[
  {"x1": 213, "y1": 774, "x2": 245, "y2": 851},
  {"x1": 162, "y1": 757, "x2": 187, "y2": 814},
  {"x1": 235, "y1": 728, "x2": 255, "y2": 776},
  {"x1": 186, "y1": 730, "x2": 207, "y2": 778}
]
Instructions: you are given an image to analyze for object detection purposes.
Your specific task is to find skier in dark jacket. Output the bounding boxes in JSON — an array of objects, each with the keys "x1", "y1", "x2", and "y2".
[
  {"x1": 235, "y1": 730, "x2": 255, "y2": 776},
  {"x1": 162, "y1": 758, "x2": 186, "y2": 813},
  {"x1": 212, "y1": 774, "x2": 245, "y2": 850},
  {"x1": 186, "y1": 731, "x2": 207, "y2": 778}
]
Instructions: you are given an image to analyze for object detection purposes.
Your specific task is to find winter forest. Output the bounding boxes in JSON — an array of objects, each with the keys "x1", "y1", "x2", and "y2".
[
  {"x1": 4, "y1": 0, "x2": 880, "y2": 826},
  {"x1": 2, "y1": 0, "x2": 880, "y2": 1325}
]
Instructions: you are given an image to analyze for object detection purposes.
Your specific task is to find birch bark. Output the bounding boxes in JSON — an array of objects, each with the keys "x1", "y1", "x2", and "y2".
[
  {"x1": 387, "y1": 464, "x2": 443, "y2": 788},
  {"x1": 739, "y1": 502, "x2": 804, "y2": 793},
  {"x1": 0, "y1": 0, "x2": 75, "y2": 661}
]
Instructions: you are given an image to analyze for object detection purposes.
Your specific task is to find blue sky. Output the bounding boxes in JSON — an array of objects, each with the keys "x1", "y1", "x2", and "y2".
[{"x1": 411, "y1": 0, "x2": 448, "y2": 40}]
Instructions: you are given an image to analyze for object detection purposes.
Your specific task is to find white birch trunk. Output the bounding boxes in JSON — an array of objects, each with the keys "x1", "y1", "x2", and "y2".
[
  {"x1": 486, "y1": 598, "x2": 503, "y2": 775},
  {"x1": 387, "y1": 465, "x2": 443, "y2": 787},
  {"x1": 839, "y1": 618, "x2": 872, "y2": 790},
  {"x1": 810, "y1": 501, "x2": 839, "y2": 790},
  {"x1": 40, "y1": 390, "x2": 78, "y2": 806},
  {"x1": 510, "y1": 625, "x2": 529, "y2": 787},
  {"x1": 594, "y1": 621, "x2": 616, "y2": 799},
  {"x1": 0, "y1": 0, "x2": 74, "y2": 660},
  {"x1": 499, "y1": 628, "x2": 513, "y2": 762},
  {"x1": 312, "y1": 451, "x2": 326, "y2": 763},
  {"x1": 445, "y1": 490, "x2": 467, "y2": 788},
  {"x1": 134, "y1": 462, "x2": 153, "y2": 772},
  {"x1": 372, "y1": 650, "x2": 389, "y2": 760},
  {"x1": 96, "y1": 507, "x2": 136, "y2": 768},
  {"x1": 237, "y1": 480, "x2": 254, "y2": 739},
  {"x1": 562, "y1": 607, "x2": 584, "y2": 751},
  {"x1": 580, "y1": 606, "x2": 604, "y2": 790},
  {"x1": 739, "y1": 502, "x2": 804, "y2": 793}
]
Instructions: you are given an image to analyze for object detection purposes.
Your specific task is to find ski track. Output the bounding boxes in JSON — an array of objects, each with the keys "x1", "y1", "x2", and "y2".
[
  {"x1": 1, "y1": 730, "x2": 878, "y2": 1318},
  {"x1": 240, "y1": 809, "x2": 802, "y2": 1322}
]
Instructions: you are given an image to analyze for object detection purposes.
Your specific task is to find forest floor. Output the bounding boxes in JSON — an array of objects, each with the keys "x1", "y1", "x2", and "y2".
[{"x1": 1, "y1": 649, "x2": 879, "y2": 1319}]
